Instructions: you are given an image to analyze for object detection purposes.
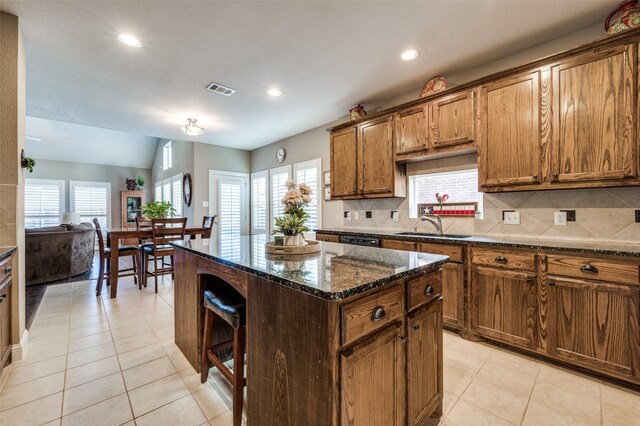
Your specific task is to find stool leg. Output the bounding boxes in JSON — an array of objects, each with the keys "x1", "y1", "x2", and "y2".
[
  {"x1": 95, "y1": 256, "x2": 105, "y2": 296},
  {"x1": 132, "y1": 254, "x2": 138, "y2": 285},
  {"x1": 232, "y1": 326, "x2": 246, "y2": 426},
  {"x1": 154, "y1": 255, "x2": 159, "y2": 293},
  {"x1": 201, "y1": 309, "x2": 214, "y2": 384}
]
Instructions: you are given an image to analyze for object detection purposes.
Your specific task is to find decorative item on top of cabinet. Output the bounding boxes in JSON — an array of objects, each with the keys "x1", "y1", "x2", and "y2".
[
  {"x1": 479, "y1": 70, "x2": 546, "y2": 189},
  {"x1": 330, "y1": 126, "x2": 359, "y2": 199},
  {"x1": 428, "y1": 89, "x2": 475, "y2": 149},
  {"x1": 605, "y1": 0, "x2": 640, "y2": 35},
  {"x1": 349, "y1": 104, "x2": 367, "y2": 121},
  {"x1": 550, "y1": 43, "x2": 636, "y2": 183},
  {"x1": 420, "y1": 76, "x2": 447, "y2": 98}
]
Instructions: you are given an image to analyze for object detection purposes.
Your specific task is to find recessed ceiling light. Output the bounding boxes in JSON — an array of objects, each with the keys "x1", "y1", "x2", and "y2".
[
  {"x1": 267, "y1": 88, "x2": 282, "y2": 97},
  {"x1": 401, "y1": 49, "x2": 419, "y2": 61},
  {"x1": 117, "y1": 33, "x2": 142, "y2": 48}
]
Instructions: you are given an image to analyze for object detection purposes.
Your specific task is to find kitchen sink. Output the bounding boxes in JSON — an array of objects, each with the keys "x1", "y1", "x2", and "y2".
[{"x1": 394, "y1": 232, "x2": 472, "y2": 239}]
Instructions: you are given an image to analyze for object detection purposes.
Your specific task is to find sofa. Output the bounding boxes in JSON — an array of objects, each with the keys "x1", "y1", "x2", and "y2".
[{"x1": 25, "y1": 223, "x2": 95, "y2": 286}]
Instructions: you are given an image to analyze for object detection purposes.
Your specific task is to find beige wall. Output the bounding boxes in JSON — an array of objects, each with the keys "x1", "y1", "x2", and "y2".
[
  {"x1": 0, "y1": 11, "x2": 27, "y2": 358},
  {"x1": 150, "y1": 139, "x2": 251, "y2": 227},
  {"x1": 30, "y1": 159, "x2": 152, "y2": 228}
]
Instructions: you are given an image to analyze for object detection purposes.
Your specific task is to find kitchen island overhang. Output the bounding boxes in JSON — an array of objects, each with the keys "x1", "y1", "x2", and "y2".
[{"x1": 171, "y1": 235, "x2": 448, "y2": 425}]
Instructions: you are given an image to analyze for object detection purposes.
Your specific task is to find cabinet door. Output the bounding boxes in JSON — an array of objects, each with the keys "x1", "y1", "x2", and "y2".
[
  {"x1": 407, "y1": 299, "x2": 443, "y2": 425},
  {"x1": 548, "y1": 277, "x2": 640, "y2": 379},
  {"x1": 471, "y1": 267, "x2": 536, "y2": 348},
  {"x1": 479, "y1": 71, "x2": 543, "y2": 187},
  {"x1": 330, "y1": 127, "x2": 359, "y2": 198},
  {"x1": 358, "y1": 116, "x2": 395, "y2": 196},
  {"x1": 0, "y1": 279, "x2": 11, "y2": 367},
  {"x1": 442, "y1": 263, "x2": 465, "y2": 330},
  {"x1": 395, "y1": 106, "x2": 428, "y2": 155},
  {"x1": 429, "y1": 90, "x2": 475, "y2": 149},
  {"x1": 341, "y1": 323, "x2": 405, "y2": 426},
  {"x1": 551, "y1": 44, "x2": 636, "y2": 183}
]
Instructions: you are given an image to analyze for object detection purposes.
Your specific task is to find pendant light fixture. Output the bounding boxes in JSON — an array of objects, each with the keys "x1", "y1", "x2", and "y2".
[{"x1": 180, "y1": 118, "x2": 204, "y2": 136}]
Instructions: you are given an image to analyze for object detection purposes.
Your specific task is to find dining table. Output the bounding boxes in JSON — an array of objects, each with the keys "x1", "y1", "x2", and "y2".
[{"x1": 102, "y1": 226, "x2": 207, "y2": 298}]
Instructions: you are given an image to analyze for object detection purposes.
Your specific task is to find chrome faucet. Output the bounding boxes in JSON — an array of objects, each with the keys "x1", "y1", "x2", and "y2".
[{"x1": 410, "y1": 214, "x2": 443, "y2": 236}]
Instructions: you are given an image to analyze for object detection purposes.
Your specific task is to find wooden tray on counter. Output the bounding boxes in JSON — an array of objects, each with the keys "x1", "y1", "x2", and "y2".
[{"x1": 265, "y1": 240, "x2": 321, "y2": 255}]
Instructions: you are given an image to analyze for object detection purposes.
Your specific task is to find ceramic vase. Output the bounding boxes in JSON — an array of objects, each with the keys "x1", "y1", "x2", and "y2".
[{"x1": 283, "y1": 234, "x2": 305, "y2": 246}]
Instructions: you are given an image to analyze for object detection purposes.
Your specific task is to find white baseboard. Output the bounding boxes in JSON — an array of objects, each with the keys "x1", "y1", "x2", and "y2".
[{"x1": 11, "y1": 329, "x2": 29, "y2": 361}]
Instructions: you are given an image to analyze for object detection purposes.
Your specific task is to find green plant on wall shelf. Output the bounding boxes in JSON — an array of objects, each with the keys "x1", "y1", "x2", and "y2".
[
  {"x1": 136, "y1": 175, "x2": 145, "y2": 188},
  {"x1": 141, "y1": 201, "x2": 177, "y2": 219}
]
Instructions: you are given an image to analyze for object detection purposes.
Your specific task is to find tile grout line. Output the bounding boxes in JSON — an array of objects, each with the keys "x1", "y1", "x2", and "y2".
[{"x1": 517, "y1": 364, "x2": 542, "y2": 426}]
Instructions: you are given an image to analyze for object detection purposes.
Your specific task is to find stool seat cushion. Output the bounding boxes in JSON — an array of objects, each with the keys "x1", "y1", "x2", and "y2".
[
  {"x1": 204, "y1": 289, "x2": 246, "y2": 329},
  {"x1": 104, "y1": 245, "x2": 139, "y2": 256},
  {"x1": 143, "y1": 244, "x2": 174, "y2": 254}
]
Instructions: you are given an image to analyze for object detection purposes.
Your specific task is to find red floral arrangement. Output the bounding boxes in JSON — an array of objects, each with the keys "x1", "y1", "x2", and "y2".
[{"x1": 435, "y1": 193, "x2": 449, "y2": 207}]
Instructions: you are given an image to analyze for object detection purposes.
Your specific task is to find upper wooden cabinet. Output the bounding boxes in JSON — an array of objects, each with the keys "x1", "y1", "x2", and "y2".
[
  {"x1": 394, "y1": 105, "x2": 428, "y2": 155},
  {"x1": 330, "y1": 116, "x2": 406, "y2": 199},
  {"x1": 550, "y1": 44, "x2": 637, "y2": 183},
  {"x1": 429, "y1": 90, "x2": 475, "y2": 149},
  {"x1": 330, "y1": 126, "x2": 359, "y2": 198},
  {"x1": 479, "y1": 70, "x2": 545, "y2": 188}
]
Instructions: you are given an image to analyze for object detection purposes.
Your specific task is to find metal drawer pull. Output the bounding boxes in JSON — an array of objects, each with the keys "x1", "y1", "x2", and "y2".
[
  {"x1": 580, "y1": 264, "x2": 599, "y2": 275},
  {"x1": 412, "y1": 324, "x2": 421, "y2": 331},
  {"x1": 4, "y1": 266, "x2": 11, "y2": 273},
  {"x1": 371, "y1": 306, "x2": 386, "y2": 322},
  {"x1": 495, "y1": 256, "x2": 508, "y2": 264},
  {"x1": 424, "y1": 285, "x2": 435, "y2": 296}
]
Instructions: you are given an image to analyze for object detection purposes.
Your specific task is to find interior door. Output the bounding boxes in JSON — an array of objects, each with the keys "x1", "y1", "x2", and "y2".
[{"x1": 209, "y1": 171, "x2": 249, "y2": 253}]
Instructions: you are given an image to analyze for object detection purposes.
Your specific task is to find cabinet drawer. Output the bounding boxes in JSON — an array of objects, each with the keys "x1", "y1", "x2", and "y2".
[
  {"x1": 407, "y1": 269, "x2": 442, "y2": 311},
  {"x1": 315, "y1": 233, "x2": 340, "y2": 243},
  {"x1": 0, "y1": 257, "x2": 11, "y2": 284},
  {"x1": 471, "y1": 248, "x2": 534, "y2": 271},
  {"x1": 382, "y1": 239, "x2": 417, "y2": 252},
  {"x1": 418, "y1": 243, "x2": 463, "y2": 263},
  {"x1": 547, "y1": 255, "x2": 640, "y2": 285},
  {"x1": 342, "y1": 285, "x2": 403, "y2": 344}
]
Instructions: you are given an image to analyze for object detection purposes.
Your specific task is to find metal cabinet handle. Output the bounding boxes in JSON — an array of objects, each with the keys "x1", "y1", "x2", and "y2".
[
  {"x1": 424, "y1": 285, "x2": 434, "y2": 296},
  {"x1": 399, "y1": 335, "x2": 407, "y2": 342},
  {"x1": 4, "y1": 266, "x2": 11, "y2": 273},
  {"x1": 580, "y1": 264, "x2": 599, "y2": 275},
  {"x1": 412, "y1": 324, "x2": 421, "y2": 331},
  {"x1": 549, "y1": 282, "x2": 556, "y2": 287},
  {"x1": 552, "y1": 172, "x2": 559, "y2": 180},
  {"x1": 495, "y1": 256, "x2": 508, "y2": 264},
  {"x1": 371, "y1": 306, "x2": 386, "y2": 322}
]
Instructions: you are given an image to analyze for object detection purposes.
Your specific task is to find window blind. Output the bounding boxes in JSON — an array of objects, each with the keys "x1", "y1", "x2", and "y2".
[
  {"x1": 70, "y1": 181, "x2": 110, "y2": 229},
  {"x1": 171, "y1": 174, "x2": 183, "y2": 217},
  {"x1": 219, "y1": 180, "x2": 243, "y2": 259},
  {"x1": 251, "y1": 171, "x2": 268, "y2": 233},
  {"x1": 24, "y1": 180, "x2": 64, "y2": 228},
  {"x1": 270, "y1": 167, "x2": 290, "y2": 231},
  {"x1": 294, "y1": 160, "x2": 321, "y2": 230},
  {"x1": 155, "y1": 184, "x2": 162, "y2": 202}
]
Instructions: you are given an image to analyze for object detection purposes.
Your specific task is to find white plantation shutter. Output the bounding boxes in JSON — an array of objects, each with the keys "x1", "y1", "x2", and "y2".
[
  {"x1": 269, "y1": 165, "x2": 291, "y2": 233},
  {"x1": 171, "y1": 174, "x2": 183, "y2": 217},
  {"x1": 251, "y1": 171, "x2": 268, "y2": 234},
  {"x1": 219, "y1": 180, "x2": 243, "y2": 259},
  {"x1": 162, "y1": 181, "x2": 171, "y2": 204},
  {"x1": 155, "y1": 183, "x2": 162, "y2": 201},
  {"x1": 24, "y1": 179, "x2": 65, "y2": 228},
  {"x1": 293, "y1": 159, "x2": 321, "y2": 231},
  {"x1": 70, "y1": 181, "x2": 110, "y2": 229}
]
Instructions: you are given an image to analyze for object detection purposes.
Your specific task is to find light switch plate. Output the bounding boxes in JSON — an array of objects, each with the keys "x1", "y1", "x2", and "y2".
[
  {"x1": 345, "y1": 211, "x2": 352, "y2": 221},
  {"x1": 391, "y1": 211, "x2": 399, "y2": 222},
  {"x1": 503, "y1": 211, "x2": 520, "y2": 225},
  {"x1": 354, "y1": 212, "x2": 359, "y2": 220},
  {"x1": 202, "y1": 201, "x2": 209, "y2": 208},
  {"x1": 554, "y1": 211, "x2": 567, "y2": 226}
]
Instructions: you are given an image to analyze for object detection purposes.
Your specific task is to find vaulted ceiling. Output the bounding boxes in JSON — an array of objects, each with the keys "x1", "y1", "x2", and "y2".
[{"x1": 1, "y1": 0, "x2": 616, "y2": 154}]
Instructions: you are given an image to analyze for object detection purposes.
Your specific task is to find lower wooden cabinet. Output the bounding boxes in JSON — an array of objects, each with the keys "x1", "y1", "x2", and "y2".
[
  {"x1": 407, "y1": 298, "x2": 443, "y2": 425},
  {"x1": 441, "y1": 263, "x2": 464, "y2": 329},
  {"x1": 548, "y1": 276, "x2": 640, "y2": 380},
  {"x1": 341, "y1": 323, "x2": 405, "y2": 426},
  {"x1": 471, "y1": 266, "x2": 536, "y2": 349},
  {"x1": 0, "y1": 276, "x2": 12, "y2": 370}
]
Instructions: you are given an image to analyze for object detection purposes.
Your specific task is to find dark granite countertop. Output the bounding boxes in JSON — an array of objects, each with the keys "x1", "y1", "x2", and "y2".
[
  {"x1": 172, "y1": 234, "x2": 448, "y2": 301},
  {"x1": 315, "y1": 228, "x2": 640, "y2": 258},
  {"x1": 0, "y1": 247, "x2": 16, "y2": 263}
]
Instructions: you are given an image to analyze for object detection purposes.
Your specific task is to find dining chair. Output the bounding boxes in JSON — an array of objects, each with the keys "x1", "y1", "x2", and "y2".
[
  {"x1": 202, "y1": 215, "x2": 216, "y2": 239},
  {"x1": 142, "y1": 217, "x2": 187, "y2": 293},
  {"x1": 93, "y1": 218, "x2": 140, "y2": 296}
]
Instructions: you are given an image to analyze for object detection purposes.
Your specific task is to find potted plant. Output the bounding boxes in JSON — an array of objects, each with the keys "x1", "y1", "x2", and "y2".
[
  {"x1": 272, "y1": 179, "x2": 313, "y2": 246},
  {"x1": 21, "y1": 150, "x2": 36, "y2": 173},
  {"x1": 136, "y1": 175, "x2": 145, "y2": 190},
  {"x1": 141, "y1": 201, "x2": 177, "y2": 219}
]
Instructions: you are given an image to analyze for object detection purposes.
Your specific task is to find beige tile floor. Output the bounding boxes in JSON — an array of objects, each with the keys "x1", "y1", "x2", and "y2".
[{"x1": 1, "y1": 273, "x2": 639, "y2": 426}]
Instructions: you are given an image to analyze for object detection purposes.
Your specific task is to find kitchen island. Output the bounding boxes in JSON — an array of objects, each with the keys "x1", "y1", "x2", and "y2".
[{"x1": 172, "y1": 235, "x2": 449, "y2": 426}]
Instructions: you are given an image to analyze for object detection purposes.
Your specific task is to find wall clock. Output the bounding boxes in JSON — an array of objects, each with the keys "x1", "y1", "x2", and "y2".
[
  {"x1": 183, "y1": 173, "x2": 192, "y2": 207},
  {"x1": 276, "y1": 147, "x2": 286, "y2": 163}
]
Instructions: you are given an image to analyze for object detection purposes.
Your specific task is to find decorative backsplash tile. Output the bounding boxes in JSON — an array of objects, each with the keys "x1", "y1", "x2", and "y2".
[
  {"x1": 0, "y1": 184, "x2": 17, "y2": 246},
  {"x1": 342, "y1": 187, "x2": 640, "y2": 243}
]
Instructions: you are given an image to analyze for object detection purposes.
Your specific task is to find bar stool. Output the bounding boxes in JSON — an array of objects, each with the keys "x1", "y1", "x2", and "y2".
[{"x1": 201, "y1": 287, "x2": 246, "y2": 426}]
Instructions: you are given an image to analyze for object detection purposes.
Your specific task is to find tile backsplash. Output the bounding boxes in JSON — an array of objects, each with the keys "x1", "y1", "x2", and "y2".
[{"x1": 342, "y1": 187, "x2": 640, "y2": 243}]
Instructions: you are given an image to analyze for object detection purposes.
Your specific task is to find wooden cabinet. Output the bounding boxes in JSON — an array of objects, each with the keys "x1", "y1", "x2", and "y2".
[
  {"x1": 551, "y1": 44, "x2": 636, "y2": 183},
  {"x1": 429, "y1": 90, "x2": 475, "y2": 149},
  {"x1": 395, "y1": 105, "x2": 428, "y2": 155},
  {"x1": 341, "y1": 323, "x2": 405, "y2": 426},
  {"x1": 315, "y1": 232, "x2": 340, "y2": 243},
  {"x1": 0, "y1": 256, "x2": 12, "y2": 372},
  {"x1": 441, "y1": 263, "x2": 464, "y2": 330},
  {"x1": 479, "y1": 70, "x2": 544, "y2": 188},
  {"x1": 121, "y1": 190, "x2": 145, "y2": 228},
  {"x1": 548, "y1": 276, "x2": 640, "y2": 380},
  {"x1": 330, "y1": 127, "x2": 359, "y2": 198},
  {"x1": 407, "y1": 298, "x2": 443, "y2": 425},
  {"x1": 471, "y1": 266, "x2": 536, "y2": 348}
]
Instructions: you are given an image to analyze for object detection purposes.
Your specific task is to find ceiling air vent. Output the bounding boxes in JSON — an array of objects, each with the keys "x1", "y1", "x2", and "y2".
[{"x1": 205, "y1": 82, "x2": 236, "y2": 96}]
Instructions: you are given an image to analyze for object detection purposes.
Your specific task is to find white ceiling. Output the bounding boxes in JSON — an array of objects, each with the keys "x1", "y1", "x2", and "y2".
[
  {"x1": 26, "y1": 116, "x2": 158, "y2": 168},
  {"x1": 1, "y1": 0, "x2": 616, "y2": 152}
]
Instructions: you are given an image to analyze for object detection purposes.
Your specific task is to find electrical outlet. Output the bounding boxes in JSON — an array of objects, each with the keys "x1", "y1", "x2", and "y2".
[
  {"x1": 344, "y1": 211, "x2": 351, "y2": 220},
  {"x1": 636, "y1": 210, "x2": 640, "y2": 223},
  {"x1": 503, "y1": 210, "x2": 520, "y2": 225},
  {"x1": 561, "y1": 210, "x2": 576, "y2": 222},
  {"x1": 366, "y1": 211, "x2": 372, "y2": 219},
  {"x1": 202, "y1": 201, "x2": 209, "y2": 208},
  {"x1": 354, "y1": 212, "x2": 359, "y2": 220},
  {"x1": 391, "y1": 211, "x2": 399, "y2": 222},
  {"x1": 554, "y1": 211, "x2": 567, "y2": 226}
]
